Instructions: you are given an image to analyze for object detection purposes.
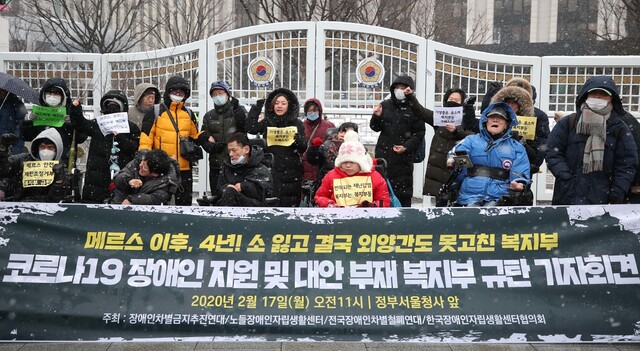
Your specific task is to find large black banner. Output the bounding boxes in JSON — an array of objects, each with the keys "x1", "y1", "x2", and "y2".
[{"x1": 0, "y1": 203, "x2": 639, "y2": 342}]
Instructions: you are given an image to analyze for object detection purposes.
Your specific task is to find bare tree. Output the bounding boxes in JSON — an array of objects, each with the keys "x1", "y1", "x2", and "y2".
[
  {"x1": 591, "y1": 0, "x2": 640, "y2": 54},
  {"x1": 412, "y1": 0, "x2": 437, "y2": 39},
  {"x1": 465, "y1": 9, "x2": 492, "y2": 45},
  {"x1": 149, "y1": 0, "x2": 235, "y2": 48},
  {"x1": 15, "y1": 0, "x2": 156, "y2": 53},
  {"x1": 596, "y1": 0, "x2": 626, "y2": 41}
]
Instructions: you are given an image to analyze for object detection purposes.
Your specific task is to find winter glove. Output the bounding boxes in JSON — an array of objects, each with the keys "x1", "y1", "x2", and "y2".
[
  {"x1": 488, "y1": 81, "x2": 503, "y2": 93},
  {"x1": 357, "y1": 201, "x2": 377, "y2": 208},
  {"x1": 0, "y1": 133, "x2": 19, "y2": 148},
  {"x1": 255, "y1": 99, "x2": 266, "y2": 110},
  {"x1": 464, "y1": 96, "x2": 476, "y2": 106},
  {"x1": 311, "y1": 137, "x2": 323, "y2": 147},
  {"x1": 52, "y1": 163, "x2": 68, "y2": 183}
]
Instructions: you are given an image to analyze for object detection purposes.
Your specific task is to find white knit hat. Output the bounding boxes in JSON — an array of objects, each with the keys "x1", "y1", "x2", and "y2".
[{"x1": 334, "y1": 130, "x2": 372, "y2": 173}]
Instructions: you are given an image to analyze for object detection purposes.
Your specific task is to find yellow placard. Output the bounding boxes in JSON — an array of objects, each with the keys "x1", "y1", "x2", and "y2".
[
  {"x1": 22, "y1": 160, "x2": 59, "y2": 188},
  {"x1": 266, "y1": 126, "x2": 298, "y2": 147},
  {"x1": 332, "y1": 176, "x2": 373, "y2": 207},
  {"x1": 512, "y1": 116, "x2": 537, "y2": 141}
]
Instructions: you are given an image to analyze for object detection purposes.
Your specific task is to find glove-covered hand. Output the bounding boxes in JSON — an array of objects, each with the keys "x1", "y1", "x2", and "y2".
[
  {"x1": 311, "y1": 137, "x2": 323, "y2": 147},
  {"x1": 52, "y1": 163, "x2": 68, "y2": 183},
  {"x1": 464, "y1": 96, "x2": 476, "y2": 106},
  {"x1": 0, "y1": 133, "x2": 19, "y2": 148},
  {"x1": 446, "y1": 157, "x2": 455, "y2": 169},
  {"x1": 489, "y1": 81, "x2": 503, "y2": 92},
  {"x1": 255, "y1": 99, "x2": 266, "y2": 110},
  {"x1": 357, "y1": 201, "x2": 377, "y2": 208}
]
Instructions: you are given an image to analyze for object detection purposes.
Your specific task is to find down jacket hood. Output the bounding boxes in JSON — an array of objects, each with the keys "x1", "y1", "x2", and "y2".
[
  {"x1": 389, "y1": 75, "x2": 415, "y2": 103},
  {"x1": 505, "y1": 77, "x2": 533, "y2": 97},
  {"x1": 163, "y1": 76, "x2": 191, "y2": 105},
  {"x1": 39, "y1": 77, "x2": 71, "y2": 108},
  {"x1": 29, "y1": 128, "x2": 64, "y2": 161},
  {"x1": 264, "y1": 87, "x2": 300, "y2": 124},
  {"x1": 491, "y1": 85, "x2": 534, "y2": 117},
  {"x1": 479, "y1": 102, "x2": 518, "y2": 140},
  {"x1": 133, "y1": 83, "x2": 160, "y2": 107},
  {"x1": 575, "y1": 75, "x2": 625, "y2": 115},
  {"x1": 303, "y1": 98, "x2": 323, "y2": 118},
  {"x1": 100, "y1": 90, "x2": 129, "y2": 114}
]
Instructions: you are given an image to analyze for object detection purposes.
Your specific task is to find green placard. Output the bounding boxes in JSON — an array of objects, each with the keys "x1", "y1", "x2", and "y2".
[{"x1": 31, "y1": 105, "x2": 67, "y2": 127}]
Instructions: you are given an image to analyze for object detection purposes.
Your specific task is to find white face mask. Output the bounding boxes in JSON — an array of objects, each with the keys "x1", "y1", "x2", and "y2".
[
  {"x1": 394, "y1": 88, "x2": 406, "y2": 101},
  {"x1": 231, "y1": 154, "x2": 246, "y2": 165},
  {"x1": 585, "y1": 97, "x2": 610, "y2": 111},
  {"x1": 39, "y1": 149, "x2": 56, "y2": 161},
  {"x1": 45, "y1": 94, "x2": 62, "y2": 107},
  {"x1": 169, "y1": 94, "x2": 183, "y2": 103},
  {"x1": 213, "y1": 95, "x2": 228, "y2": 106}
]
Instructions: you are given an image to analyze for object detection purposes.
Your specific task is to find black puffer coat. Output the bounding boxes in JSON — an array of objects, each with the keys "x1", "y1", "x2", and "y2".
[
  {"x1": 545, "y1": 76, "x2": 638, "y2": 205},
  {"x1": 246, "y1": 88, "x2": 306, "y2": 207},
  {"x1": 112, "y1": 151, "x2": 179, "y2": 205},
  {"x1": 200, "y1": 96, "x2": 246, "y2": 176},
  {"x1": 215, "y1": 145, "x2": 273, "y2": 206},
  {"x1": 370, "y1": 75, "x2": 425, "y2": 207},
  {"x1": 70, "y1": 90, "x2": 140, "y2": 203}
]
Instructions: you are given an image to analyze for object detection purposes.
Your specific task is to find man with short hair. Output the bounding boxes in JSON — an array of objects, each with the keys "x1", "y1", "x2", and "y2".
[
  {"x1": 212, "y1": 133, "x2": 272, "y2": 207},
  {"x1": 112, "y1": 149, "x2": 179, "y2": 205}
]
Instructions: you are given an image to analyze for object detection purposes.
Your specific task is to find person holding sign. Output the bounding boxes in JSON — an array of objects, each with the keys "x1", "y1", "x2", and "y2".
[
  {"x1": 447, "y1": 103, "x2": 530, "y2": 207},
  {"x1": 211, "y1": 133, "x2": 273, "y2": 207},
  {"x1": 370, "y1": 75, "x2": 425, "y2": 207},
  {"x1": 112, "y1": 149, "x2": 179, "y2": 205},
  {"x1": 0, "y1": 128, "x2": 70, "y2": 202},
  {"x1": 246, "y1": 88, "x2": 306, "y2": 207},
  {"x1": 314, "y1": 130, "x2": 390, "y2": 208},
  {"x1": 545, "y1": 76, "x2": 638, "y2": 205},
  {"x1": 69, "y1": 90, "x2": 140, "y2": 204},
  {"x1": 21, "y1": 77, "x2": 88, "y2": 167},
  {"x1": 408, "y1": 87, "x2": 478, "y2": 203}
]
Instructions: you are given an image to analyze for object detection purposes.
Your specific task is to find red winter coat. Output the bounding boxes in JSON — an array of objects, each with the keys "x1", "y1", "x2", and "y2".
[
  {"x1": 302, "y1": 98, "x2": 335, "y2": 181},
  {"x1": 314, "y1": 167, "x2": 390, "y2": 207}
]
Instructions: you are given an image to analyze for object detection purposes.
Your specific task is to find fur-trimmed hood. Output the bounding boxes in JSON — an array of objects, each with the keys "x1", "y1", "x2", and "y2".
[
  {"x1": 264, "y1": 87, "x2": 300, "y2": 125},
  {"x1": 491, "y1": 86, "x2": 534, "y2": 117},
  {"x1": 505, "y1": 77, "x2": 533, "y2": 97}
]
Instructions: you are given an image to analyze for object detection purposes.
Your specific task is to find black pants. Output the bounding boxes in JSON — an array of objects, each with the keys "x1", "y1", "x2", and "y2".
[
  {"x1": 208, "y1": 167, "x2": 221, "y2": 195},
  {"x1": 214, "y1": 187, "x2": 261, "y2": 207},
  {"x1": 175, "y1": 169, "x2": 193, "y2": 206}
]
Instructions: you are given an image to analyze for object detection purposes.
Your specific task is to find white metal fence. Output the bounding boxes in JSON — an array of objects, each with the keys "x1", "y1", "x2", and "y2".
[{"x1": 2, "y1": 22, "x2": 639, "y2": 204}]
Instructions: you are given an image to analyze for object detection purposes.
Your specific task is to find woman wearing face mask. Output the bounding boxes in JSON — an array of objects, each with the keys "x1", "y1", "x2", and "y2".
[
  {"x1": 408, "y1": 87, "x2": 478, "y2": 204},
  {"x1": 0, "y1": 128, "x2": 72, "y2": 202},
  {"x1": 546, "y1": 76, "x2": 638, "y2": 205},
  {"x1": 198, "y1": 80, "x2": 247, "y2": 200},
  {"x1": 246, "y1": 87, "x2": 306, "y2": 207},
  {"x1": 302, "y1": 98, "x2": 334, "y2": 182},
  {"x1": 21, "y1": 77, "x2": 88, "y2": 168},
  {"x1": 370, "y1": 74, "x2": 426, "y2": 207}
]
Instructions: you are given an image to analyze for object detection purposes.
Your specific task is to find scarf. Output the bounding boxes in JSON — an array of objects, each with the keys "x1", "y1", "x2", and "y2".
[{"x1": 577, "y1": 103, "x2": 612, "y2": 174}]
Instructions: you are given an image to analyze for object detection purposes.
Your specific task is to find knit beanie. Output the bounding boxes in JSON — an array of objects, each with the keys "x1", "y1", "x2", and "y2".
[
  {"x1": 334, "y1": 130, "x2": 372, "y2": 173},
  {"x1": 210, "y1": 80, "x2": 231, "y2": 96}
]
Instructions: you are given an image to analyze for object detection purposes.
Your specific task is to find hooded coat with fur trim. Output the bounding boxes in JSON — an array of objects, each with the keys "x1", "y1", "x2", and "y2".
[
  {"x1": 0, "y1": 128, "x2": 71, "y2": 202},
  {"x1": 370, "y1": 75, "x2": 426, "y2": 207},
  {"x1": 20, "y1": 77, "x2": 88, "y2": 166},
  {"x1": 302, "y1": 98, "x2": 335, "y2": 181},
  {"x1": 69, "y1": 90, "x2": 140, "y2": 203},
  {"x1": 545, "y1": 75, "x2": 637, "y2": 205},
  {"x1": 246, "y1": 87, "x2": 306, "y2": 207}
]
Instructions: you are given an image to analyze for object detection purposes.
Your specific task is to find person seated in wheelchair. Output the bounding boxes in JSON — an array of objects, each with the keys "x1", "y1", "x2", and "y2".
[
  {"x1": 314, "y1": 130, "x2": 390, "y2": 208},
  {"x1": 210, "y1": 133, "x2": 273, "y2": 207},
  {"x1": 112, "y1": 149, "x2": 179, "y2": 205},
  {"x1": 447, "y1": 102, "x2": 530, "y2": 207}
]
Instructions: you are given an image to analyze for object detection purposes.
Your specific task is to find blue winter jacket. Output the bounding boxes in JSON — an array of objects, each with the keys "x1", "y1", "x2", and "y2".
[
  {"x1": 449, "y1": 102, "x2": 530, "y2": 206},
  {"x1": 545, "y1": 76, "x2": 638, "y2": 205}
]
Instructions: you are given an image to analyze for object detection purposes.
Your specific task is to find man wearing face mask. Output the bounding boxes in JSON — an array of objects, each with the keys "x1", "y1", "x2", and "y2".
[
  {"x1": 370, "y1": 74, "x2": 426, "y2": 207},
  {"x1": 211, "y1": 133, "x2": 272, "y2": 207},
  {"x1": 199, "y1": 80, "x2": 247, "y2": 201},
  {"x1": 546, "y1": 76, "x2": 638, "y2": 205},
  {"x1": 0, "y1": 128, "x2": 71, "y2": 202},
  {"x1": 139, "y1": 75, "x2": 213, "y2": 206},
  {"x1": 21, "y1": 77, "x2": 88, "y2": 167},
  {"x1": 302, "y1": 98, "x2": 334, "y2": 182},
  {"x1": 128, "y1": 83, "x2": 160, "y2": 130}
]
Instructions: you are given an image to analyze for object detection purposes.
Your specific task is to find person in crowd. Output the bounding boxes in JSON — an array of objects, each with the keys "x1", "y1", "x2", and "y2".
[
  {"x1": 448, "y1": 103, "x2": 530, "y2": 207},
  {"x1": 112, "y1": 149, "x2": 178, "y2": 205},
  {"x1": 69, "y1": 90, "x2": 140, "y2": 204},
  {"x1": 0, "y1": 88, "x2": 27, "y2": 155},
  {"x1": 407, "y1": 87, "x2": 477, "y2": 203},
  {"x1": 211, "y1": 133, "x2": 272, "y2": 207},
  {"x1": 620, "y1": 112, "x2": 640, "y2": 203},
  {"x1": 139, "y1": 75, "x2": 212, "y2": 206},
  {"x1": 306, "y1": 122, "x2": 359, "y2": 186},
  {"x1": 302, "y1": 98, "x2": 335, "y2": 182},
  {"x1": 0, "y1": 129, "x2": 71, "y2": 202},
  {"x1": 245, "y1": 88, "x2": 306, "y2": 207},
  {"x1": 545, "y1": 76, "x2": 637, "y2": 205},
  {"x1": 200, "y1": 80, "x2": 247, "y2": 196},
  {"x1": 480, "y1": 80, "x2": 504, "y2": 114},
  {"x1": 21, "y1": 77, "x2": 88, "y2": 167},
  {"x1": 128, "y1": 83, "x2": 160, "y2": 130},
  {"x1": 370, "y1": 74, "x2": 425, "y2": 207},
  {"x1": 314, "y1": 130, "x2": 390, "y2": 208}
]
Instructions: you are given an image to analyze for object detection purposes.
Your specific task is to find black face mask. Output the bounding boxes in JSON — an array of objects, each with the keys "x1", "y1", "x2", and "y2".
[
  {"x1": 103, "y1": 102, "x2": 122, "y2": 114},
  {"x1": 444, "y1": 101, "x2": 462, "y2": 107}
]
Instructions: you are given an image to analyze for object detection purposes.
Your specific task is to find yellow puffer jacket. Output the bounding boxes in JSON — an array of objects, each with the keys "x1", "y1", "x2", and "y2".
[{"x1": 139, "y1": 101, "x2": 203, "y2": 170}]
